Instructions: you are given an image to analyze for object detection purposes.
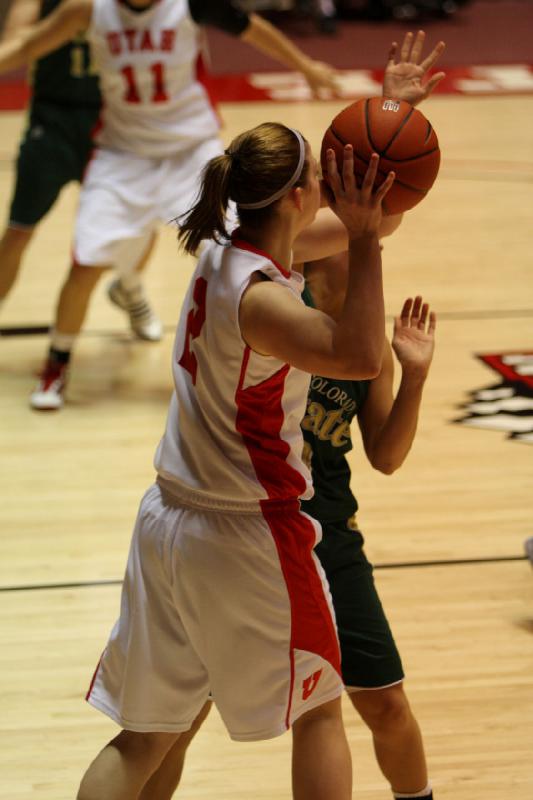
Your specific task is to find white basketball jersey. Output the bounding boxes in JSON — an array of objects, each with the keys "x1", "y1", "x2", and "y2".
[
  {"x1": 88, "y1": 0, "x2": 219, "y2": 157},
  {"x1": 154, "y1": 237, "x2": 314, "y2": 511}
]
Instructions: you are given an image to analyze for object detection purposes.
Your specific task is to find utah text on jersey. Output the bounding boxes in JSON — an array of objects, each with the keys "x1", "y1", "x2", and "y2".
[{"x1": 454, "y1": 352, "x2": 533, "y2": 444}]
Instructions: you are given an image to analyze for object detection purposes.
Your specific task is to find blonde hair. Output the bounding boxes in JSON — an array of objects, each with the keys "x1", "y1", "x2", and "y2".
[{"x1": 178, "y1": 123, "x2": 309, "y2": 255}]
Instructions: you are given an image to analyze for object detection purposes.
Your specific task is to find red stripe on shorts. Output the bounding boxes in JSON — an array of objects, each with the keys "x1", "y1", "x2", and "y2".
[{"x1": 261, "y1": 501, "x2": 342, "y2": 683}]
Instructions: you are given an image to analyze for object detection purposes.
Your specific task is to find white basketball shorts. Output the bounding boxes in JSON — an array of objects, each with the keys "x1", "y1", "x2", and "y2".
[
  {"x1": 86, "y1": 483, "x2": 343, "y2": 741},
  {"x1": 73, "y1": 137, "x2": 223, "y2": 273}
]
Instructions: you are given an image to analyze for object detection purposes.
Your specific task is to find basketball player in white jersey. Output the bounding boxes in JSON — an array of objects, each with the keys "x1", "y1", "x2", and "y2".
[
  {"x1": 0, "y1": 0, "x2": 339, "y2": 410},
  {"x1": 75, "y1": 128, "x2": 394, "y2": 798}
]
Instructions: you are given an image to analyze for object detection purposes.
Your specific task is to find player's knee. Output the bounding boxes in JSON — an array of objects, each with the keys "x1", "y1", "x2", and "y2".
[
  {"x1": 293, "y1": 697, "x2": 343, "y2": 734},
  {"x1": 0, "y1": 225, "x2": 34, "y2": 253},
  {"x1": 112, "y1": 729, "x2": 181, "y2": 765},
  {"x1": 353, "y1": 685, "x2": 412, "y2": 736},
  {"x1": 69, "y1": 262, "x2": 107, "y2": 290}
]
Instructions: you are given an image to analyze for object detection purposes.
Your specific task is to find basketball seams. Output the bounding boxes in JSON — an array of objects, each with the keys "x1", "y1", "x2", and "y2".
[
  {"x1": 379, "y1": 147, "x2": 440, "y2": 164},
  {"x1": 379, "y1": 107, "x2": 414, "y2": 157},
  {"x1": 328, "y1": 125, "x2": 374, "y2": 171},
  {"x1": 364, "y1": 99, "x2": 380, "y2": 154}
]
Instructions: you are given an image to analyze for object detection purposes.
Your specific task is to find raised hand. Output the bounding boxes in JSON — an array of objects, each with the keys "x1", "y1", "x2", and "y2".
[
  {"x1": 302, "y1": 58, "x2": 341, "y2": 97},
  {"x1": 392, "y1": 296, "x2": 436, "y2": 377},
  {"x1": 383, "y1": 31, "x2": 445, "y2": 107},
  {"x1": 325, "y1": 146, "x2": 395, "y2": 238}
]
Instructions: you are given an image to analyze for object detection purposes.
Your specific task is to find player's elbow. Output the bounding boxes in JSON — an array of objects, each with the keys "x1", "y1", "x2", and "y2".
[
  {"x1": 342, "y1": 353, "x2": 381, "y2": 381},
  {"x1": 373, "y1": 459, "x2": 398, "y2": 475}
]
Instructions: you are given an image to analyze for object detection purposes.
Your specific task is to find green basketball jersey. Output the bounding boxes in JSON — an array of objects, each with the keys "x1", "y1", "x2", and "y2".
[
  {"x1": 300, "y1": 284, "x2": 370, "y2": 523},
  {"x1": 31, "y1": 0, "x2": 100, "y2": 107}
]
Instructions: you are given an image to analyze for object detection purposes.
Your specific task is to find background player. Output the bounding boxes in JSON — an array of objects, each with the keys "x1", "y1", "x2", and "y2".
[
  {"x1": 0, "y1": 0, "x2": 340, "y2": 410},
  {"x1": 0, "y1": 0, "x2": 101, "y2": 316},
  {"x1": 76, "y1": 128, "x2": 394, "y2": 799}
]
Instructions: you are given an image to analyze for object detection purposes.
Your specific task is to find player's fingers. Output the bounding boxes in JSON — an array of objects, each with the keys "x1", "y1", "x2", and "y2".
[
  {"x1": 374, "y1": 170, "x2": 395, "y2": 204},
  {"x1": 361, "y1": 152, "x2": 379, "y2": 195},
  {"x1": 326, "y1": 148, "x2": 342, "y2": 194},
  {"x1": 424, "y1": 72, "x2": 446, "y2": 96},
  {"x1": 419, "y1": 302, "x2": 429, "y2": 329},
  {"x1": 341, "y1": 144, "x2": 355, "y2": 192},
  {"x1": 410, "y1": 30, "x2": 425, "y2": 64},
  {"x1": 428, "y1": 310, "x2": 437, "y2": 334},
  {"x1": 400, "y1": 31, "x2": 413, "y2": 62},
  {"x1": 410, "y1": 295, "x2": 423, "y2": 323},
  {"x1": 420, "y1": 41, "x2": 446, "y2": 72},
  {"x1": 400, "y1": 297, "x2": 413, "y2": 324},
  {"x1": 387, "y1": 42, "x2": 398, "y2": 64}
]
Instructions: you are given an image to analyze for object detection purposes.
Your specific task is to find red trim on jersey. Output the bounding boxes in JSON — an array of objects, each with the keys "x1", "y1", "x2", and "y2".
[
  {"x1": 231, "y1": 233, "x2": 291, "y2": 279},
  {"x1": 195, "y1": 53, "x2": 220, "y2": 121},
  {"x1": 235, "y1": 351, "x2": 307, "y2": 499},
  {"x1": 261, "y1": 501, "x2": 342, "y2": 707},
  {"x1": 85, "y1": 652, "x2": 104, "y2": 701}
]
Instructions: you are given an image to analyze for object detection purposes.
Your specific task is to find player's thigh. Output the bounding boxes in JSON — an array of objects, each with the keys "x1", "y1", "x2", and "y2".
[
  {"x1": 315, "y1": 520, "x2": 404, "y2": 690},
  {"x1": 86, "y1": 484, "x2": 211, "y2": 733},
  {"x1": 74, "y1": 148, "x2": 159, "y2": 269},
  {"x1": 170, "y1": 501, "x2": 344, "y2": 742},
  {"x1": 9, "y1": 104, "x2": 83, "y2": 227}
]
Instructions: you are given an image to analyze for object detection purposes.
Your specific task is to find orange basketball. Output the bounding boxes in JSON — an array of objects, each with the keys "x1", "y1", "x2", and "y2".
[{"x1": 320, "y1": 97, "x2": 441, "y2": 215}]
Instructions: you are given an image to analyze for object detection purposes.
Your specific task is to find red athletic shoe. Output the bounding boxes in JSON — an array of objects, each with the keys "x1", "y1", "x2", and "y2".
[{"x1": 30, "y1": 359, "x2": 68, "y2": 410}]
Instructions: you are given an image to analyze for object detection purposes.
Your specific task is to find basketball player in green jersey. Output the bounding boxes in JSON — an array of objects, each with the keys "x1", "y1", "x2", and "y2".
[
  {"x1": 0, "y1": 0, "x2": 104, "y2": 316},
  {"x1": 301, "y1": 258, "x2": 437, "y2": 800}
]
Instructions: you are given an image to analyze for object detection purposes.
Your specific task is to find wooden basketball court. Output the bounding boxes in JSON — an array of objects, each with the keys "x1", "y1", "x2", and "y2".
[{"x1": 1, "y1": 94, "x2": 532, "y2": 798}]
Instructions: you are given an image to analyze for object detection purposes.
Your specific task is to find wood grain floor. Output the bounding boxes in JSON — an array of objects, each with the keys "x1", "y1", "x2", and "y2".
[{"x1": 0, "y1": 95, "x2": 532, "y2": 798}]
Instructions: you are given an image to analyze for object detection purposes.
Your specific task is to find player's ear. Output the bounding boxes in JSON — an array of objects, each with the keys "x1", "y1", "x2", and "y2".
[{"x1": 291, "y1": 186, "x2": 304, "y2": 212}]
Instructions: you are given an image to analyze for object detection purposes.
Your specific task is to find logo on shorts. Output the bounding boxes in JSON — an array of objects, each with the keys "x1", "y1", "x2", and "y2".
[
  {"x1": 454, "y1": 351, "x2": 533, "y2": 443},
  {"x1": 382, "y1": 99, "x2": 400, "y2": 112},
  {"x1": 302, "y1": 669, "x2": 323, "y2": 700}
]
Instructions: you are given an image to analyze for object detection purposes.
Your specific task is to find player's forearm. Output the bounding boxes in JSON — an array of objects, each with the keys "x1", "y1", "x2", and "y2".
[
  {"x1": 0, "y1": 33, "x2": 32, "y2": 73},
  {"x1": 368, "y1": 371, "x2": 427, "y2": 473},
  {"x1": 1, "y1": 0, "x2": 40, "y2": 41},
  {"x1": 241, "y1": 13, "x2": 314, "y2": 74},
  {"x1": 0, "y1": 0, "x2": 90, "y2": 74},
  {"x1": 333, "y1": 235, "x2": 385, "y2": 378}
]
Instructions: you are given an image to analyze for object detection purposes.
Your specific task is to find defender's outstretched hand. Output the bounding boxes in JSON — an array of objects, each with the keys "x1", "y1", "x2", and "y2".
[
  {"x1": 383, "y1": 30, "x2": 445, "y2": 107},
  {"x1": 325, "y1": 146, "x2": 395, "y2": 238},
  {"x1": 302, "y1": 58, "x2": 341, "y2": 97},
  {"x1": 392, "y1": 296, "x2": 436, "y2": 376}
]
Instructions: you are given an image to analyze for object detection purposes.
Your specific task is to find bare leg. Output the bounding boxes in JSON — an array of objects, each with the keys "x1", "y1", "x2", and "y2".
[
  {"x1": 0, "y1": 225, "x2": 34, "y2": 300},
  {"x1": 350, "y1": 683, "x2": 429, "y2": 794},
  {"x1": 139, "y1": 701, "x2": 212, "y2": 800},
  {"x1": 292, "y1": 697, "x2": 352, "y2": 800},
  {"x1": 54, "y1": 261, "x2": 109, "y2": 335},
  {"x1": 77, "y1": 730, "x2": 180, "y2": 800}
]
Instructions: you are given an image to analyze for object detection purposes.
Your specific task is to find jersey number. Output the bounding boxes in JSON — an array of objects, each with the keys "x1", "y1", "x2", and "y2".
[
  {"x1": 120, "y1": 63, "x2": 169, "y2": 104},
  {"x1": 178, "y1": 278, "x2": 208, "y2": 384}
]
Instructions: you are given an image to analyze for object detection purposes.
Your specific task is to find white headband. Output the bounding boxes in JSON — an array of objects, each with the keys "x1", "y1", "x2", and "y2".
[{"x1": 237, "y1": 128, "x2": 306, "y2": 210}]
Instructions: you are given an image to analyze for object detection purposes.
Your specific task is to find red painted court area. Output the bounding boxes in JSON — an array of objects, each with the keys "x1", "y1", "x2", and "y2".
[{"x1": 1, "y1": 63, "x2": 532, "y2": 111}]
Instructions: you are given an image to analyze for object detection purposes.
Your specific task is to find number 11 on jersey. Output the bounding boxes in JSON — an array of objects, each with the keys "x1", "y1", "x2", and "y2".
[{"x1": 121, "y1": 62, "x2": 169, "y2": 103}]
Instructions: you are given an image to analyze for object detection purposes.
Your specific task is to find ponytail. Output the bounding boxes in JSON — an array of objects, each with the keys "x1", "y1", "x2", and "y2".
[{"x1": 178, "y1": 154, "x2": 233, "y2": 256}]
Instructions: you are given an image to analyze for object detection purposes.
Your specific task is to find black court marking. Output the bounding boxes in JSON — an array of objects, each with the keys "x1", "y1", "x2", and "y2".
[
  {"x1": 374, "y1": 554, "x2": 529, "y2": 569},
  {"x1": 0, "y1": 324, "x2": 50, "y2": 336},
  {"x1": 0, "y1": 554, "x2": 528, "y2": 593}
]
